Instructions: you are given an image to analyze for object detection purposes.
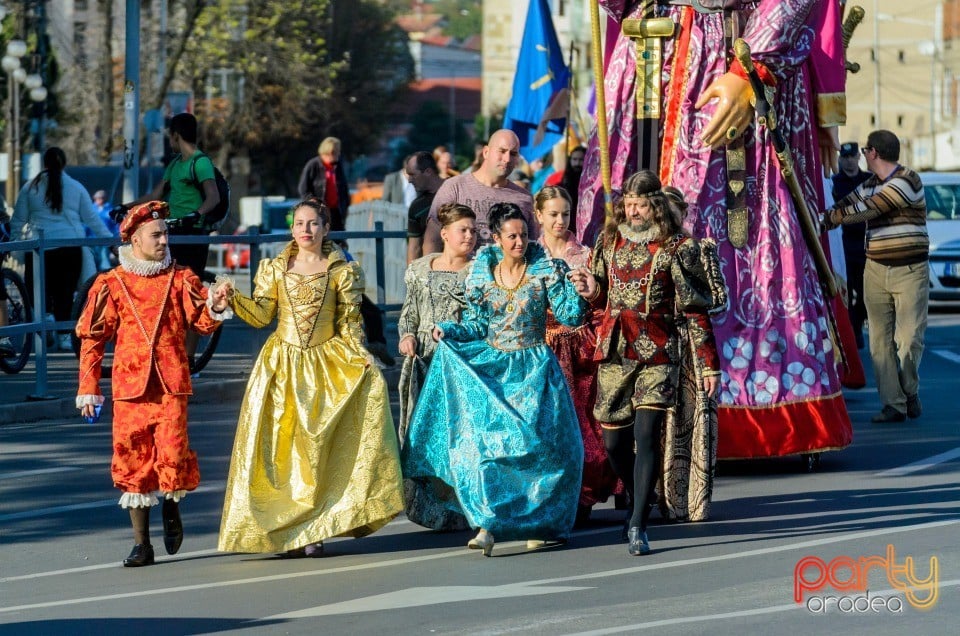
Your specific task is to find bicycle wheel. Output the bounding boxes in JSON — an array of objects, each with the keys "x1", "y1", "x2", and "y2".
[
  {"x1": 190, "y1": 271, "x2": 223, "y2": 374},
  {"x1": 0, "y1": 267, "x2": 34, "y2": 374}
]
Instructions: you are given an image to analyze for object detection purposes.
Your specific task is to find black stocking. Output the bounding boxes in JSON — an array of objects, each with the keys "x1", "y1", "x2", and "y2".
[
  {"x1": 129, "y1": 507, "x2": 150, "y2": 546},
  {"x1": 630, "y1": 408, "x2": 664, "y2": 531},
  {"x1": 602, "y1": 423, "x2": 635, "y2": 505}
]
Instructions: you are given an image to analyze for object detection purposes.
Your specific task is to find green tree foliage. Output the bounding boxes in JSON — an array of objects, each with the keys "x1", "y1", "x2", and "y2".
[
  {"x1": 434, "y1": 0, "x2": 481, "y2": 40},
  {"x1": 323, "y1": 0, "x2": 416, "y2": 159},
  {"x1": 402, "y1": 100, "x2": 469, "y2": 162},
  {"x1": 174, "y1": 0, "x2": 413, "y2": 192}
]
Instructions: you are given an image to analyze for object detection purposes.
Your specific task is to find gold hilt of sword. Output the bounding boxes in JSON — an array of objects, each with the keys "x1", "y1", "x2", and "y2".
[
  {"x1": 842, "y1": 5, "x2": 865, "y2": 74},
  {"x1": 732, "y1": 39, "x2": 754, "y2": 75},
  {"x1": 842, "y1": 6, "x2": 865, "y2": 50},
  {"x1": 732, "y1": 39, "x2": 773, "y2": 128}
]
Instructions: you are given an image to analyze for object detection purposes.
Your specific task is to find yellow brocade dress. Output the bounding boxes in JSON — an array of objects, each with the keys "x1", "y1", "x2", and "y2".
[{"x1": 218, "y1": 241, "x2": 403, "y2": 553}]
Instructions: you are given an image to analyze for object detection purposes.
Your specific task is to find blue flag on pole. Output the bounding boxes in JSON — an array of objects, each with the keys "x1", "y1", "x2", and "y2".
[{"x1": 503, "y1": 0, "x2": 570, "y2": 163}]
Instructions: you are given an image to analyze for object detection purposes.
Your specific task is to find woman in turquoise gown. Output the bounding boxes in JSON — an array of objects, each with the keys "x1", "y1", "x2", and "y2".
[{"x1": 401, "y1": 203, "x2": 595, "y2": 556}]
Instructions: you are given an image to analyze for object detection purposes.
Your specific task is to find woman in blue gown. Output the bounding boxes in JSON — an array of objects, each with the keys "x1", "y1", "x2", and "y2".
[{"x1": 401, "y1": 203, "x2": 597, "y2": 556}]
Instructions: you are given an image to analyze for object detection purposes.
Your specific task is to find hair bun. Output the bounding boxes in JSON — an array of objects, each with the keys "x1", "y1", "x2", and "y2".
[{"x1": 488, "y1": 202, "x2": 525, "y2": 235}]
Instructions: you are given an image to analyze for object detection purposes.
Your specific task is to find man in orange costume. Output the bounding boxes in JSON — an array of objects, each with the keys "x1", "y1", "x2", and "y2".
[{"x1": 76, "y1": 200, "x2": 231, "y2": 567}]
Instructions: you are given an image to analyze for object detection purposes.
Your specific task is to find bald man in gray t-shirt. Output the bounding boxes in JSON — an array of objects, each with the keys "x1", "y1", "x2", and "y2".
[{"x1": 422, "y1": 129, "x2": 537, "y2": 254}]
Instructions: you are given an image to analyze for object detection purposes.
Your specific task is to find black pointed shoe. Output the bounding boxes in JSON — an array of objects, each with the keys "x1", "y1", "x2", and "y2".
[
  {"x1": 871, "y1": 406, "x2": 906, "y2": 423},
  {"x1": 162, "y1": 499, "x2": 183, "y2": 555},
  {"x1": 123, "y1": 543, "x2": 155, "y2": 567},
  {"x1": 627, "y1": 527, "x2": 650, "y2": 556},
  {"x1": 906, "y1": 394, "x2": 922, "y2": 419}
]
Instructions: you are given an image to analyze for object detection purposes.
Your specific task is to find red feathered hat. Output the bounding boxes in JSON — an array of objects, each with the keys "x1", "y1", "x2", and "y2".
[{"x1": 120, "y1": 201, "x2": 170, "y2": 242}]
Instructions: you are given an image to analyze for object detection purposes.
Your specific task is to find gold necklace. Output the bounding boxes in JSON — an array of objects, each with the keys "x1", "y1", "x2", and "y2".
[{"x1": 496, "y1": 257, "x2": 527, "y2": 313}]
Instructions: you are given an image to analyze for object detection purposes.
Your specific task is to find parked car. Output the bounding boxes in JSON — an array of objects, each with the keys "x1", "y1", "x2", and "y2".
[{"x1": 921, "y1": 172, "x2": 960, "y2": 302}]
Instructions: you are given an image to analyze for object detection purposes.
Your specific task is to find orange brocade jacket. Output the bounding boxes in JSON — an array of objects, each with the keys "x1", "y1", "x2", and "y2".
[{"x1": 76, "y1": 264, "x2": 221, "y2": 401}]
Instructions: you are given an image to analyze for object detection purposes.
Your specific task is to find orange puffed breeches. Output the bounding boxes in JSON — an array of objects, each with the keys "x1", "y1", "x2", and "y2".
[{"x1": 111, "y1": 385, "x2": 199, "y2": 494}]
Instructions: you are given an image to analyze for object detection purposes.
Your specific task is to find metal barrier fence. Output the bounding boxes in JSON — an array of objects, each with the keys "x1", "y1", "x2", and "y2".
[{"x1": 0, "y1": 221, "x2": 407, "y2": 399}]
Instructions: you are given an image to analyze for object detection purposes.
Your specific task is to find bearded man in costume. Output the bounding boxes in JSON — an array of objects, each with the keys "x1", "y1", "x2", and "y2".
[
  {"x1": 581, "y1": 170, "x2": 722, "y2": 556},
  {"x1": 76, "y1": 201, "x2": 231, "y2": 567}
]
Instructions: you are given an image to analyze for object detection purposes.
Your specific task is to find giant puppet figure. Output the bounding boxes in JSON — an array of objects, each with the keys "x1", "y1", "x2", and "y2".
[{"x1": 579, "y1": 0, "x2": 853, "y2": 460}]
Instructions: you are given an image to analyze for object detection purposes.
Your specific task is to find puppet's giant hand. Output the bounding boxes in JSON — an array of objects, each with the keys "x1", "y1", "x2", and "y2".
[{"x1": 696, "y1": 72, "x2": 755, "y2": 149}]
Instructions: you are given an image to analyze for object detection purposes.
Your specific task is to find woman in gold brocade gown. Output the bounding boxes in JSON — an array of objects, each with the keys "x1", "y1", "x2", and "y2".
[{"x1": 218, "y1": 199, "x2": 403, "y2": 557}]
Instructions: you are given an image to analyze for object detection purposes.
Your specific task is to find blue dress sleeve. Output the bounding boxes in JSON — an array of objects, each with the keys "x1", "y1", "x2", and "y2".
[
  {"x1": 543, "y1": 256, "x2": 587, "y2": 328},
  {"x1": 438, "y1": 291, "x2": 488, "y2": 341},
  {"x1": 438, "y1": 251, "x2": 493, "y2": 341}
]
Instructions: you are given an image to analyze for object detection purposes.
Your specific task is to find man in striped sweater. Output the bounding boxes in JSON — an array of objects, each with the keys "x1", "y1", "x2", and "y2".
[{"x1": 825, "y1": 130, "x2": 928, "y2": 423}]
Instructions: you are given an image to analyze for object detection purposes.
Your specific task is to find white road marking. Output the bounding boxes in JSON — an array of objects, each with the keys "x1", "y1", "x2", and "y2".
[
  {"x1": 0, "y1": 498, "x2": 117, "y2": 522},
  {"x1": 0, "y1": 481, "x2": 225, "y2": 522},
  {"x1": 270, "y1": 584, "x2": 594, "y2": 619},
  {"x1": 931, "y1": 348, "x2": 960, "y2": 365},
  {"x1": 0, "y1": 549, "x2": 222, "y2": 582},
  {"x1": 0, "y1": 545, "x2": 481, "y2": 614},
  {"x1": 0, "y1": 466, "x2": 82, "y2": 481},
  {"x1": 0, "y1": 516, "x2": 413, "y2": 582},
  {"x1": 876, "y1": 446, "x2": 960, "y2": 477},
  {"x1": 2, "y1": 517, "x2": 955, "y2": 615},
  {"x1": 565, "y1": 579, "x2": 960, "y2": 635}
]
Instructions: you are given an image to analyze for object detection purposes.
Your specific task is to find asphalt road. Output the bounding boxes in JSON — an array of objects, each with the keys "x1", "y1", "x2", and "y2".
[{"x1": 2, "y1": 311, "x2": 959, "y2": 635}]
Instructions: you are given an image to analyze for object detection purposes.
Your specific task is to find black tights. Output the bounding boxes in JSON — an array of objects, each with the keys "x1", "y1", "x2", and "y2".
[{"x1": 602, "y1": 408, "x2": 664, "y2": 531}]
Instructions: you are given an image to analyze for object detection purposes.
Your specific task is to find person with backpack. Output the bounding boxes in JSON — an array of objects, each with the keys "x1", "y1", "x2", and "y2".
[
  {"x1": 125, "y1": 113, "x2": 221, "y2": 279},
  {"x1": 123, "y1": 113, "x2": 226, "y2": 366}
]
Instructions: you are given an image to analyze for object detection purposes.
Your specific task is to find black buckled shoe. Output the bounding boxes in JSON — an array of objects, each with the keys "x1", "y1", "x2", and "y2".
[
  {"x1": 871, "y1": 406, "x2": 906, "y2": 423},
  {"x1": 906, "y1": 394, "x2": 922, "y2": 419},
  {"x1": 162, "y1": 499, "x2": 183, "y2": 555},
  {"x1": 627, "y1": 527, "x2": 650, "y2": 556},
  {"x1": 123, "y1": 543, "x2": 155, "y2": 567}
]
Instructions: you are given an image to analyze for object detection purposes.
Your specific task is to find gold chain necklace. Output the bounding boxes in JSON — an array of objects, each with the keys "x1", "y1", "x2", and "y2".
[{"x1": 496, "y1": 257, "x2": 527, "y2": 313}]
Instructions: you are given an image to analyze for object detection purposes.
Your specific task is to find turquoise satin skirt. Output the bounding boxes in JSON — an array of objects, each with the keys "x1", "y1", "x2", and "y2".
[{"x1": 401, "y1": 339, "x2": 583, "y2": 540}]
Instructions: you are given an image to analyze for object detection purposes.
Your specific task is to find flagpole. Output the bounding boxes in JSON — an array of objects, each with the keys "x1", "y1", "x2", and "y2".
[
  {"x1": 589, "y1": 0, "x2": 613, "y2": 219},
  {"x1": 564, "y1": 40, "x2": 575, "y2": 155}
]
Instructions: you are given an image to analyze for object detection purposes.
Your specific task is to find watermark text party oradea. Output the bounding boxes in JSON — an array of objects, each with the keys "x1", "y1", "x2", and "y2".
[{"x1": 794, "y1": 545, "x2": 938, "y2": 614}]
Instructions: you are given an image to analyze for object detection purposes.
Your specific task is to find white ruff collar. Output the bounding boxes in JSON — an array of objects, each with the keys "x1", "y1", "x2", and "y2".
[
  {"x1": 118, "y1": 245, "x2": 172, "y2": 276},
  {"x1": 618, "y1": 223, "x2": 660, "y2": 244}
]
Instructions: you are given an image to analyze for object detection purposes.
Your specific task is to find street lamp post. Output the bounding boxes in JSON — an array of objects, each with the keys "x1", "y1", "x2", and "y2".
[
  {"x1": 3, "y1": 34, "x2": 48, "y2": 207},
  {"x1": 3, "y1": 39, "x2": 28, "y2": 207}
]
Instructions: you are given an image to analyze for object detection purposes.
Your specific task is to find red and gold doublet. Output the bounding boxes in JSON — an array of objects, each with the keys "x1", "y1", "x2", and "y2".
[
  {"x1": 76, "y1": 249, "x2": 222, "y2": 494},
  {"x1": 590, "y1": 227, "x2": 720, "y2": 422}
]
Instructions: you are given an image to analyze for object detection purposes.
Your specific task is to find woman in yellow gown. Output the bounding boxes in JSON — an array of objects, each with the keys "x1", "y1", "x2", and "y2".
[{"x1": 218, "y1": 199, "x2": 403, "y2": 556}]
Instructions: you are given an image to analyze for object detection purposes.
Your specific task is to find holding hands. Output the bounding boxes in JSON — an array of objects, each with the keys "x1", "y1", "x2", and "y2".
[
  {"x1": 567, "y1": 267, "x2": 598, "y2": 300},
  {"x1": 210, "y1": 279, "x2": 234, "y2": 313}
]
